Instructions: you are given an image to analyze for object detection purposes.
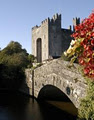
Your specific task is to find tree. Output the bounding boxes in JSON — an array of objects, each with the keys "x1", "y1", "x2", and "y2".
[
  {"x1": 0, "y1": 41, "x2": 30, "y2": 89},
  {"x1": 27, "y1": 54, "x2": 35, "y2": 68},
  {"x1": 1, "y1": 41, "x2": 28, "y2": 55}
]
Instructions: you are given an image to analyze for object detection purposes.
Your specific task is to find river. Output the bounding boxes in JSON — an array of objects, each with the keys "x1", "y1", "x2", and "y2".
[{"x1": 0, "y1": 91, "x2": 77, "y2": 120}]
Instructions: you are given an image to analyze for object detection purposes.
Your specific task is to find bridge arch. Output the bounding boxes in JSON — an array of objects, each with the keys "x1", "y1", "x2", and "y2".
[
  {"x1": 37, "y1": 84, "x2": 77, "y2": 108},
  {"x1": 25, "y1": 59, "x2": 87, "y2": 109}
]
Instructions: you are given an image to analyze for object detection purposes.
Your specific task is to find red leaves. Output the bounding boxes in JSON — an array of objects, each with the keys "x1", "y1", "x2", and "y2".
[
  {"x1": 72, "y1": 32, "x2": 79, "y2": 38},
  {"x1": 79, "y1": 57, "x2": 85, "y2": 65},
  {"x1": 71, "y1": 11, "x2": 94, "y2": 79},
  {"x1": 91, "y1": 32, "x2": 94, "y2": 37},
  {"x1": 72, "y1": 12, "x2": 94, "y2": 40},
  {"x1": 80, "y1": 31, "x2": 86, "y2": 38},
  {"x1": 84, "y1": 67, "x2": 90, "y2": 75},
  {"x1": 91, "y1": 39, "x2": 94, "y2": 46}
]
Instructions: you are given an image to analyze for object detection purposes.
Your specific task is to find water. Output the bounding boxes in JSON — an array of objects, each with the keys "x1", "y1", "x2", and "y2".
[{"x1": 0, "y1": 91, "x2": 77, "y2": 120}]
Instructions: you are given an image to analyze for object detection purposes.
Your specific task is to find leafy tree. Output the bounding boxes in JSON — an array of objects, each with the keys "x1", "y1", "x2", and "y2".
[
  {"x1": 27, "y1": 54, "x2": 35, "y2": 68},
  {"x1": 1, "y1": 41, "x2": 24, "y2": 55},
  {"x1": 0, "y1": 41, "x2": 32, "y2": 89}
]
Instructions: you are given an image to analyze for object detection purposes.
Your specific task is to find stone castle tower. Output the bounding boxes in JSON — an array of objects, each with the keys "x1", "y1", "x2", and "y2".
[{"x1": 32, "y1": 14, "x2": 80, "y2": 63}]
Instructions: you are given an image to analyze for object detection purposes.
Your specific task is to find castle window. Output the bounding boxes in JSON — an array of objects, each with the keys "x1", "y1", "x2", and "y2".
[{"x1": 36, "y1": 38, "x2": 42, "y2": 63}]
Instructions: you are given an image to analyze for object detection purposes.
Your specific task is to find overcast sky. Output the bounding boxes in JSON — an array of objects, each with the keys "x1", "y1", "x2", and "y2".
[{"x1": 0, "y1": 0, "x2": 94, "y2": 53}]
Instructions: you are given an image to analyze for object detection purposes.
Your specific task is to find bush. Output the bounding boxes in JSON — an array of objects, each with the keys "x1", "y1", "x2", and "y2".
[
  {"x1": 0, "y1": 41, "x2": 30, "y2": 89},
  {"x1": 78, "y1": 80, "x2": 94, "y2": 120}
]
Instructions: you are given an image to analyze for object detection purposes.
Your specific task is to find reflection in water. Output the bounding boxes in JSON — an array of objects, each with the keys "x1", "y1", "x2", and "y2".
[
  {"x1": 47, "y1": 101, "x2": 78, "y2": 116},
  {"x1": 0, "y1": 92, "x2": 77, "y2": 120}
]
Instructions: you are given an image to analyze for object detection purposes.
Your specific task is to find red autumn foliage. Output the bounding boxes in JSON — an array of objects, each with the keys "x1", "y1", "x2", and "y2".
[{"x1": 71, "y1": 10, "x2": 94, "y2": 79}]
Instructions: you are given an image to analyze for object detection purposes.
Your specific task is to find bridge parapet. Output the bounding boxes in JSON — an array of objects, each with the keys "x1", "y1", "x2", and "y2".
[{"x1": 25, "y1": 59, "x2": 87, "y2": 108}]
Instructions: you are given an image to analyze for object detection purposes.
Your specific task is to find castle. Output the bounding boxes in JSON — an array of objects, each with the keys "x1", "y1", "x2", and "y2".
[{"x1": 32, "y1": 13, "x2": 80, "y2": 63}]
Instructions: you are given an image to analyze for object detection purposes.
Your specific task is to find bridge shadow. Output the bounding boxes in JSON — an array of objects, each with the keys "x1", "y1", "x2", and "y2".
[
  {"x1": 37, "y1": 85, "x2": 78, "y2": 116},
  {"x1": 38, "y1": 85, "x2": 71, "y2": 102}
]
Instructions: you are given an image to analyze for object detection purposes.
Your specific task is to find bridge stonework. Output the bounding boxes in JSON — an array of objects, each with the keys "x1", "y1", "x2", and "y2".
[{"x1": 24, "y1": 59, "x2": 87, "y2": 108}]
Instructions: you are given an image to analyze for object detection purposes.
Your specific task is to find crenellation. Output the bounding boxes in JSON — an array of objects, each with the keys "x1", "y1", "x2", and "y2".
[
  {"x1": 50, "y1": 13, "x2": 61, "y2": 24},
  {"x1": 73, "y1": 17, "x2": 80, "y2": 31},
  {"x1": 50, "y1": 18, "x2": 54, "y2": 23},
  {"x1": 41, "y1": 18, "x2": 49, "y2": 25},
  {"x1": 32, "y1": 13, "x2": 80, "y2": 62},
  {"x1": 52, "y1": 14, "x2": 57, "y2": 20},
  {"x1": 52, "y1": 13, "x2": 61, "y2": 21},
  {"x1": 32, "y1": 25, "x2": 39, "y2": 30},
  {"x1": 73, "y1": 17, "x2": 80, "y2": 24},
  {"x1": 68, "y1": 25, "x2": 72, "y2": 30}
]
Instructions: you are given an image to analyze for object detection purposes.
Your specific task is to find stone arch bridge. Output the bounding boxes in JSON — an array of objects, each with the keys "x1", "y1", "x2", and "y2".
[{"x1": 21, "y1": 59, "x2": 87, "y2": 108}]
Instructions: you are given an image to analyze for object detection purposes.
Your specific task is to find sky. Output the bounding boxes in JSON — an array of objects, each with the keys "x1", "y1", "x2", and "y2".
[{"x1": 0, "y1": 0, "x2": 94, "y2": 54}]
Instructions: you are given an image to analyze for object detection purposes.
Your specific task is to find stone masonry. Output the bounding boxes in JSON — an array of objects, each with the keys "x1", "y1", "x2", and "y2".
[
  {"x1": 24, "y1": 59, "x2": 87, "y2": 108},
  {"x1": 32, "y1": 14, "x2": 80, "y2": 62}
]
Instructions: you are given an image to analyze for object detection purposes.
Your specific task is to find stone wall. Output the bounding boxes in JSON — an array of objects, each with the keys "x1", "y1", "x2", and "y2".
[
  {"x1": 32, "y1": 14, "x2": 75, "y2": 61},
  {"x1": 32, "y1": 18, "x2": 49, "y2": 61},
  {"x1": 24, "y1": 59, "x2": 87, "y2": 108}
]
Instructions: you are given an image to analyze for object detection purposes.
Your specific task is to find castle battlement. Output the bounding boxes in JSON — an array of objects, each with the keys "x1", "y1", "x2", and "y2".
[
  {"x1": 32, "y1": 13, "x2": 61, "y2": 30},
  {"x1": 32, "y1": 25, "x2": 39, "y2": 30},
  {"x1": 32, "y1": 13, "x2": 80, "y2": 63},
  {"x1": 73, "y1": 17, "x2": 80, "y2": 31},
  {"x1": 41, "y1": 18, "x2": 50, "y2": 25},
  {"x1": 49, "y1": 13, "x2": 61, "y2": 28},
  {"x1": 32, "y1": 14, "x2": 80, "y2": 31},
  {"x1": 52, "y1": 13, "x2": 61, "y2": 21},
  {"x1": 73, "y1": 17, "x2": 80, "y2": 25}
]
